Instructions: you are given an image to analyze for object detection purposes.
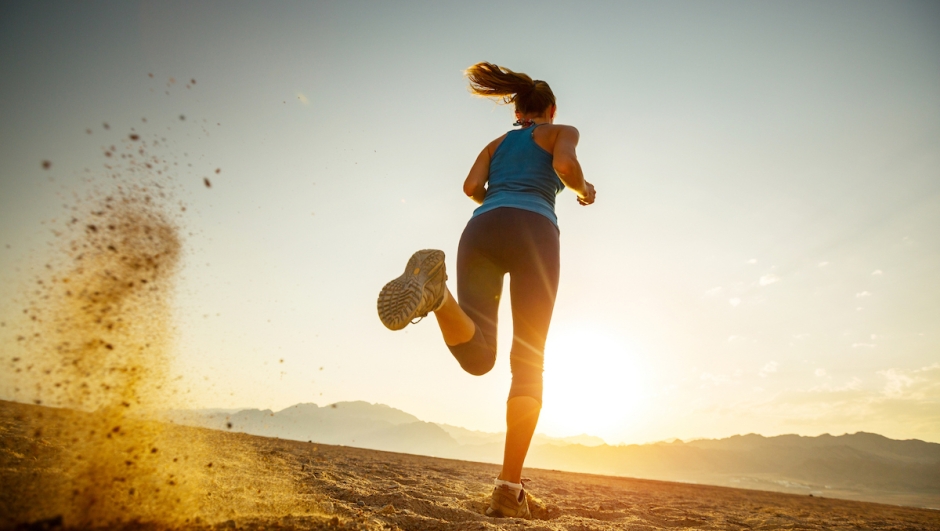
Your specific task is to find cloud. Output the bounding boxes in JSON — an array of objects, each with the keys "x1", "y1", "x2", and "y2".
[
  {"x1": 852, "y1": 342, "x2": 876, "y2": 348},
  {"x1": 871, "y1": 270, "x2": 883, "y2": 276},
  {"x1": 759, "y1": 274, "x2": 780, "y2": 286},
  {"x1": 703, "y1": 286, "x2": 722, "y2": 297},
  {"x1": 759, "y1": 361, "x2": 778, "y2": 378},
  {"x1": 706, "y1": 365, "x2": 940, "y2": 441},
  {"x1": 804, "y1": 365, "x2": 940, "y2": 411},
  {"x1": 747, "y1": 259, "x2": 757, "y2": 265},
  {"x1": 815, "y1": 368, "x2": 827, "y2": 377},
  {"x1": 803, "y1": 377, "x2": 862, "y2": 394},
  {"x1": 296, "y1": 92, "x2": 310, "y2": 105},
  {"x1": 879, "y1": 365, "x2": 940, "y2": 400},
  {"x1": 818, "y1": 261, "x2": 829, "y2": 267},
  {"x1": 729, "y1": 298, "x2": 741, "y2": 307},
  {"x1": 880, "y1": 369, "x2": 915, "y2": 398},
  {"x1": 856, "y1": 291, "x2": 871, "y2": 298}
]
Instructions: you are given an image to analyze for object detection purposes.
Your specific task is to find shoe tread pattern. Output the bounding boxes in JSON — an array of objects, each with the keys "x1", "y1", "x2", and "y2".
[{"x1": 377, "y1": 249, "x2": 445, "y2": 331}]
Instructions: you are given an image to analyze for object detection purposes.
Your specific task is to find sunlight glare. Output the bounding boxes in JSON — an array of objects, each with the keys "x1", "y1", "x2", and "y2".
[{"x1": 540, "y1": 327, "x2": 648, "y2": 441}]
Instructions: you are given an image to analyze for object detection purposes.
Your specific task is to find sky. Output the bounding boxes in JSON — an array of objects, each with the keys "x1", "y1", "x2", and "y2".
[{"x1": 1, "y1": 1, "x2": 938, "y2": 445}]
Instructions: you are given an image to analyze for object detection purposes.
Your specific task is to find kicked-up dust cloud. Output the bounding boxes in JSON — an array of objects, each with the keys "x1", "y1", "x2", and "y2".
[
  {"x1": 7, "y1": 133, "x2": 215, "y2": 526},
  {"x1": 2, "y1": 77, "x2": 322, "y2": 529}
]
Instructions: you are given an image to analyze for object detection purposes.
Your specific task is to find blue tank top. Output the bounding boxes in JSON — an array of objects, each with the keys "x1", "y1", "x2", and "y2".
[{"x1": 471, "y1": 124, "x2": 564, "y2": 227}]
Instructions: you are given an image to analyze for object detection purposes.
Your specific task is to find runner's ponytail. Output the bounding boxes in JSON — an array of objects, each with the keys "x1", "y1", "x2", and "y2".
[{"x1": 465, "y1": 62, "x2": 555, "y2": 116}]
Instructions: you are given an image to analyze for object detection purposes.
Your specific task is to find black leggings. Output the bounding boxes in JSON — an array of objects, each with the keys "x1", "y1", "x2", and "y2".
[{"x1": 447, "y1": 207, "x2": 560, "y2": 403}]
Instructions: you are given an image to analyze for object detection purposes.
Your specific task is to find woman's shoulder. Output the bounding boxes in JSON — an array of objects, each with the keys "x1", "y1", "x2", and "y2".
[
  {"x1": 543, "y1": 123, "x2": 579, "y2": 136},
  {"x1": 485, "y1": 133, "x2": 509, "y2": 157},
  {"x1": 533, "y1": 124, "x2": 578, "y2": 152}
]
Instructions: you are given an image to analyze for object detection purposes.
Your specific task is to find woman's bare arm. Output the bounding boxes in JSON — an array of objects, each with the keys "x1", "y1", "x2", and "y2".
[
  {"x1": 463, "y1": 136, "x2": 504, "y2": 205},
  {"x1": 552, "y1": 126, "x2": 595, "y2": 205}
]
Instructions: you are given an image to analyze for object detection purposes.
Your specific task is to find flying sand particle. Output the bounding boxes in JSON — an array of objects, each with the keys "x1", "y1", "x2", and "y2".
[
  {"x1": 42, "y1": 160, "x2": 52, "y2": 170},
  {"x1": 203, "y1": 178, "x2": 211, "y2": 188}
]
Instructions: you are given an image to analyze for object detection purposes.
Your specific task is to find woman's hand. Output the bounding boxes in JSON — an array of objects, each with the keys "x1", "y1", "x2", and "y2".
[{"x1": 577, "y1": 181, "x2": 596, "y2": 206}]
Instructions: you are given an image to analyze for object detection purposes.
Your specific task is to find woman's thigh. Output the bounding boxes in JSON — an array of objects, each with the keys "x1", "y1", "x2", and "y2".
[
  {"x1": 456, "y1": 215, "x2": 507, "y2": 349},
  {"x1": 458, "y1": 208, "x2": 560, "y2": 400},
  {"x1": 504, "y1": 211, "x2": 560, "y2": 400}
]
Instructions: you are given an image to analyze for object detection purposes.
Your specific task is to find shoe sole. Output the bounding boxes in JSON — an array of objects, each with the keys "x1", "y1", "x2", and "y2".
[
  {"x1": 485, "y1": 504, "x2": 531, "y2": 519},
  {"x1": 377, "y1": 249, "x2": 445, "y2": 331}
]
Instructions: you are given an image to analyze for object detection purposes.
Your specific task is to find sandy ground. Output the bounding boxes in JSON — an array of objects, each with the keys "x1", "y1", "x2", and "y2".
[{"x1": 2, "y1": 400, "x2": 938, "y2": 531}]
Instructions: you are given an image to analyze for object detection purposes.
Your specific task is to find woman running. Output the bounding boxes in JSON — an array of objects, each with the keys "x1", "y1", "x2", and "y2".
[{"x1": 377, "y1": 62, "x2": 595, "y2": 519}]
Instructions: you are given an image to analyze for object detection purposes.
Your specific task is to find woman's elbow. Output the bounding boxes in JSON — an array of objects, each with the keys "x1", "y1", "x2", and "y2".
[
  {"x1": 462, "y1": 182, "x2": 477, "y2": 198},
  {"x1": 463, "y1": 179, "x2": 485, "y2": 198},
  {"x1": 553, "y1": 159, "x2": 577, "y2": 178}
]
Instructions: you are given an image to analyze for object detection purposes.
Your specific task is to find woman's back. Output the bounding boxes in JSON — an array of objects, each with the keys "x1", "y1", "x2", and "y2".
[{"x1": 474, "y1": 125, "x2": 564, "y2": 226}]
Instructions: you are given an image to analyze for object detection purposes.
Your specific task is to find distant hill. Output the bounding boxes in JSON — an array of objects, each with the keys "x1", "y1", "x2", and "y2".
[
  {"x1": 167, "y1": 401, "x2": 605, "y2": 461},
  {"x1": 168, "y1": 401, "x2": 940, "y2": 508},
  {"x1": 436, "y1": 423, "x2": 605, "y2": 448},
  {"x1": 525, "y1": 432, "x2": 940, "y2": 507},
  {"x1": 169, "y1": 401, "x2": 458, "y2": 458}
]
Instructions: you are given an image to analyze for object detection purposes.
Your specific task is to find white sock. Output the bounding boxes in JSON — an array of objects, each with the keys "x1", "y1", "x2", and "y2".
[
  {"x1": 494, "y1": 478, "x2": 524, "y2": 496},
  {"x1": 434, "y1": 289, "x2": 449, "y2": 312}
]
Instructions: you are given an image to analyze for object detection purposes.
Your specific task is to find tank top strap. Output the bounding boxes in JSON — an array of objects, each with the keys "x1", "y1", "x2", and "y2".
[
  {"x1": 523, "y1": 123, "x2": 551, "y2": 155},
  {"x1": 525, "y1": 123, "x2": 547, "y2": 134}
]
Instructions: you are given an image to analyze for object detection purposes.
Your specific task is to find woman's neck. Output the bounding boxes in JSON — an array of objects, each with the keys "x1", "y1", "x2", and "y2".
[{"x1": 514, "y1": 117, "x2": 551, "y2": 127}]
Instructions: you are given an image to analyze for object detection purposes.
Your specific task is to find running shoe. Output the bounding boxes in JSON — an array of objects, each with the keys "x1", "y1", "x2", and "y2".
[
  {"x1": 377, "y1": 249, "x2": 447, "y2": 331},
  {"x1": 485, "y1": 485, "x2": 531, "y2": 519}
]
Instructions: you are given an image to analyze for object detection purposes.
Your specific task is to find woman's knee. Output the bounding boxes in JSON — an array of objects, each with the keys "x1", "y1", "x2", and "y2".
[
  {"x1": 448, "y1": 325, "x2": 497, "y2": 376},
  {"x1": 508, "y1": 381, "x2": 543, "y2": 404},
  {"x1": 458, "y1": 355, "x2": 497, "y2": 376},
  {"x1": 509, "y1": 350, "x2": 544, "y2": 403}
]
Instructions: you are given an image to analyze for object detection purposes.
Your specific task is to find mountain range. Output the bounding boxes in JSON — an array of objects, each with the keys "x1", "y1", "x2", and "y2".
[{"x1": 167, "y1": 401, "x2": 940, "y2": 509}]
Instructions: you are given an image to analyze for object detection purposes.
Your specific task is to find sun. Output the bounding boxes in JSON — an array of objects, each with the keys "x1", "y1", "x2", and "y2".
[{"x1": 539, "y1": 326, "x2": 649, "y2": 442}]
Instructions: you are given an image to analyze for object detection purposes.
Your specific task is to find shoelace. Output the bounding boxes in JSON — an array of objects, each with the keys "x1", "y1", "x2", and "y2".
[{"x1": 410, "y1": 278, "x2": 446, "y2": 325}]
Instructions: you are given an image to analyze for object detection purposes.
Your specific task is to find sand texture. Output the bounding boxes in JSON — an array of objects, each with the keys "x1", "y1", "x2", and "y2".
[{"x1": 2, "y1": 400, "x2": 939, "y2": 531}]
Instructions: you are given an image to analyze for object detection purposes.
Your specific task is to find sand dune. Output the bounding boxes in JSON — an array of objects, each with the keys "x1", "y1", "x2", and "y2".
[{"x1": 3, "y1": 400, "x2": 939, "y2": 530}]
